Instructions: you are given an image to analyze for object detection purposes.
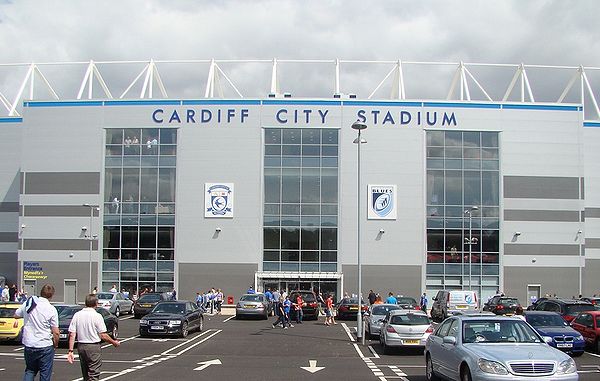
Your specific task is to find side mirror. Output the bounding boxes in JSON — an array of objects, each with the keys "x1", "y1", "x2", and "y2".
[
  {"x1": 433, "y1": 297, "x2": 437, "y2": 301},
  {"x1": 442, "y1": 336, "x2": 457, "y2": 345}
]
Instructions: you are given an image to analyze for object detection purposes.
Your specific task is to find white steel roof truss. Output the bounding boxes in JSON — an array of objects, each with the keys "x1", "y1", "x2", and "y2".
[
  {"x1": 10, "y1": 64, "x2": 59, "y2": 116},
  {"x1": 270, "y1": 58, "x2": 279, "y2": 95},
  {"x1": 215, "y1": 64, "x2": 243, "y2": 98},
  {"x1": 390, "y1": 60, "x2": 406, "y2": 100},
  {"x1": 77, "y1": 61, "x2": 113, "y2": 100},
  {"x1": 0, "y1": 91, "x2": 14, "y2": 115},
  {"x1": 120, "y1": 64, "x2": 148, "y2": 99},
  {"x1": 205, "y1": 59, "x2": 216, "y2": 98},
  {"x1": 368, "y1": 63, "x2": 397, "y2": 99},
  {"x1": 582, "y1": 69, "x2": 600, "y2": 120},
  {"x1": 464, "y1": 66, "x2": 492, "y2": 101}
]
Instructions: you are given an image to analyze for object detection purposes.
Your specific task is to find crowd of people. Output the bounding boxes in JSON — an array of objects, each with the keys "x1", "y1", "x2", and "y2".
[
  {"x1": 195, "y1": 288, "x2": 224, "y2": 314},
  {"x1": 1, "y1": 283, "x2": 30, "y2": 303}
]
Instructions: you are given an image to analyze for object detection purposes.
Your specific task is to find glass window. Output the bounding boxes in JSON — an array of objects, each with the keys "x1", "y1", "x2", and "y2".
[
  {"x1": 106, "y1": 129, "x2": 123, "y2": 144},
  {"x1": 281, "y1": 228, "x2": 300, "y2": 249},
  {"x1": 265, "y1": 129, "x2": 281, "y2": 144}
]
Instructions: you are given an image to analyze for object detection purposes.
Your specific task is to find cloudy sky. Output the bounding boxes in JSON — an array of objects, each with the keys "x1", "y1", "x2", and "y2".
[{"x1": 0, "y1": 0, "x2": 599, "y2": 111}]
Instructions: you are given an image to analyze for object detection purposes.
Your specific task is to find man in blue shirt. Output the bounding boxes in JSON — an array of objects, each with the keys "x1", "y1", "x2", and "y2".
[
  {"x1": 247, "y1": 286, "x2": 255, "y2": 294},
  {"x1": 282, "y1": 296, "x2": 293, "y2": 328},
  {"x1": 385, "y1": 292, "x2": 397, "y2": 304}
]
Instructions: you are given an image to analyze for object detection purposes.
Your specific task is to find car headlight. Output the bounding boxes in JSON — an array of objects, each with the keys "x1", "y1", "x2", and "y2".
[
  {"x1": 478, "y1": 359, "x2": 509, "y2": 375},
  {"x1": 139, "y1": 319, "x2": 148, "y2": 325},
  {"x1": 575, "y1": 335, "x2": 584, "y2": 341},
  {"x1": 169, "y1": 320, "x2": 182, "y2": 326},
  {"x1": 556, "y1": 358, "x2": 577, "y2": 374}
]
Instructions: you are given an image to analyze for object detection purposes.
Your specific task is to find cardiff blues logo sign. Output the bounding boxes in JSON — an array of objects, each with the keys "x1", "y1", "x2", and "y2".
[
  {"x1": 205, "y1": 183, "x2": 234, "y2": 218},
  {"x1": 368, "y1": 185, "x2": 397, "y2": 220}
]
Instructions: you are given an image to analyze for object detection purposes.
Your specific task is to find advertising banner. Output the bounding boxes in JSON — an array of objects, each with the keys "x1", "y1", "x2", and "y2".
[
  {"x1": 368, "y1": 185, "x2": 397, "y2": 220},
  {"x1": 205, "y1": 183, "x2": 234, "y2": 218}
]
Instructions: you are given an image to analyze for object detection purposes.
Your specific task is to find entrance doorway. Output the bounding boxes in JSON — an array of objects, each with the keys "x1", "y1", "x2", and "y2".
[
  {"x1": 64, "y1": 280, "x2": 77, "y2": 304},
  {"x1": 260, "y1": 280, "x2": 339, "y2": 300},
  {"x1": 23, "y1": 279, "x2": 36, "y2": 297},
  {"x1": 527, "y1": 284, "x2": 541, "y2": 307}
]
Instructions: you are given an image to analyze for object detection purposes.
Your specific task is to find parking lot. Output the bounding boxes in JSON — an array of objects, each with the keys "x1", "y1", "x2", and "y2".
[{"x1": 1, "y1": 313, "x2": 600, "y2": 380}]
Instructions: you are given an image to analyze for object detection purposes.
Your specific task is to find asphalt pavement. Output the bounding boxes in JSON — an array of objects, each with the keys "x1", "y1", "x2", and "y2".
[{"x1": 1, "y1": 313, "x2": 599, "y2": 380}]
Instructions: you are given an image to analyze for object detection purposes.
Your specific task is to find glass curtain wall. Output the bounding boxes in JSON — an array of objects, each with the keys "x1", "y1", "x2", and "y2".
[
  {"x1": 425, "y1": 130, "x2": 500, "y2": 301},
  {"x1": 263, "y1": 128, "x2": 339, "y2": 273},
  {"x1": 103, "y1": 128, "x2": 177, "y2": 295}
]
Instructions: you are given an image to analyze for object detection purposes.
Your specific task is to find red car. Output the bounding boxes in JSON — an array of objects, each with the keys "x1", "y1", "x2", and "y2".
[{"x1": 570, "y1": 310, "x2": 600, "y2": 353}]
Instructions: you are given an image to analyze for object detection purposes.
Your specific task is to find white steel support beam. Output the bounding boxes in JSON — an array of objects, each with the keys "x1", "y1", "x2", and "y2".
[
  {"x1": 270, "y1": 58, "x2": 279, "y2": 95},
  {"x1": 334, "y1": 58, "x2": 340, "y2": 95},
  {"x1": 205, "y1": 59, "x2": 216, "y2": 98},
  {"x1": 368, "y1": 64, "x2": 396, "y2": 99},
  {"x1": 0, "y1": 91, "x2": 13, "y2": 115},
  {"x1": 582, "y1": 69, "x2": 600, "y2": 120},
  {"x1": 390, "y1": 60, "x2": 405, "y2": 100},
  {"x1": 464, "y1": 66, "x2": 493, "y2": 101},
  {"x1": 10, "y1": 64, "x2": 59, "y2": 116},
  {"x1": 77, "y1": 60, "x2": 113, "y2": 100}
]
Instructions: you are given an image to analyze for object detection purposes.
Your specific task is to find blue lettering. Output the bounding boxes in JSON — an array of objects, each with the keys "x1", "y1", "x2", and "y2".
[
  {"x1": 187, "y1": 110, "x2": 196, "y2": 123},
  {"x1": 241, "y1": 109, "x2": 249, "y2": 123},
  {"x1": 371, "y1": 110, "x2": 380, "y2": 124},
  {"x1": 357, "y1": 110, "x2": 366, "y2": 123},
  {"x1": 442, "y1": 112, "x2": 457, "y2": 126},
  {"x1": 400, "y1": 111, "x2": 411, "y2": 124},
  {"x1": 382, "y1": 111, "x2": 395, "y2": 125},
  {"x1": 294, "y1": 110, "x2": 299, "y2": 124},
  {"x1": 227, "y1": 109, "x2": 235, "y2": 123},
  {"x1": 169, "y1": 110, "x2": 181, "y2": 123},
  {"x1": 427, "y1": 111, "x2": 437, "y2": 126},
  {"x1": 276, "y1": 109, "x2": 287, "y2": 123},
  {"x1": 318, "y1": 109, "x2": 329, "y2": 124},
  {"x1": 303, "y1": 109, "x2": 312, "y2": 123},
  {"x1": 201, "y1": 110, "x2": 212, "y2": 123},
  {"x1": 152, "y1": 109, "x2": 163, "y2": 123},
  {"x1": 217, "y1": 109, "x2": 221, "y2": 123}
]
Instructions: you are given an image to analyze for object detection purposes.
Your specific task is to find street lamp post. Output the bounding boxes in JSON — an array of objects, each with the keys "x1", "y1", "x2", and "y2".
[
  {"x1": 83, "y1": 203, "x2": 99, "y2": 293},
  {"x1": 464, "y1": 206, "x2": 479, "y2": 291},
  {"x1": 352, "y1": 120, "x2": 367, "y2": 340}
]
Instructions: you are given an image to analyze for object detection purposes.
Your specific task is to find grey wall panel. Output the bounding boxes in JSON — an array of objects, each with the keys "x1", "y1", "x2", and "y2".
[
  {"x1": 504, "y1": 210, "x2": 580, "y2": 222},
  {"x1": 581, "y1": 177, "x2": 585, "y2": 200},
  {"x1": 504, "y1": 266, "x2": 579, "y2": 306},
  {"x1": 342, "y1": 264, "x2": 422, "y2": 299},
  {"x1": 586, "y1": 208, "x2": 600, "y2": 219},
  {"x1": 22, "y1": 239, "x2": 98, "y2": 251},
  {"x1": 19, "y1": 261, "x2": 98, "y2": 303},
  {"x1": 0, "y1": 232, "x2": 18, "y2": 242},
  {"x1": 504, "y1": 243, "x2": 580, "y2": 256},
  {"x1": 23, "y1": 205, "x2": 99, "y2": 217},
  {"x1": 178, "y1": 263, "x2": 257, "y2": 302},
  {"x1": 584, "y1": 259, "x2": 600, "y2": 296},
  {"x1": 0, "y1": 252, "x2": 18, "y2": 284},
  {"x1": 504, "y1": 176, "x2": 579, "y2": 199},
  {"x1": 24, "y1": 172, "x2": 100, "y2": 194},
  {"x1": 0, "y1": 202, "x2": 19, "y2": 212},
  {"x1": 586, "y1": 239, "x2": 600, "y2": 249}
]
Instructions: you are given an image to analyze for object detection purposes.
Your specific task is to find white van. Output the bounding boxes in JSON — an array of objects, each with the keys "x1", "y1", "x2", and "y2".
[{"x1": 430, "y1": 290, "x2": 479, "y2": 322}]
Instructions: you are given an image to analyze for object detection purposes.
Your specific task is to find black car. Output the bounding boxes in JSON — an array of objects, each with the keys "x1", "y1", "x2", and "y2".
[
  {"x1": 139, "y1": 301, "x2": 203, "y2": 338},
  {"x1": 58, "y1": 305, "x2": 118, "y2": 344},
  {"x1": 336, "y1": 297, "x2": 368, "y2": 320},
  {"x1": 527, "y1": 297, "x2": 549, "y2": 311},
  {"x1": 483, "y1": 296, "x2": 522, "y2": 315},
  {"x1": 533, "y1": 298, "x2": 595, "y2": 323},
  {"x1": 288, "y1": 290, "x2": 320, "y2": 320},
  {"x1": 396, "y1": 296, "x2": 419, "y2": 310},
  {"x1": 133, "y1": 292, "x2": 171, "y2": 318}
]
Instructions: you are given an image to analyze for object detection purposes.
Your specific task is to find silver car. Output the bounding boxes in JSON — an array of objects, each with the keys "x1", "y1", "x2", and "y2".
[
  {"x1": 365, "y1": 304, "x2": 401, "y2": 338},
  {"x1": 96, "y1": 292, "x2": 134, "y2": 317},
  {"x1": 379, "y1": 309, "x2": 433, "y2": 354},
  {"x1": 235, "y1": 293, "x2": 272, "y2": 319},
  {"x1": 425, "y1": 315, "x2": 578, "y2": 381}
]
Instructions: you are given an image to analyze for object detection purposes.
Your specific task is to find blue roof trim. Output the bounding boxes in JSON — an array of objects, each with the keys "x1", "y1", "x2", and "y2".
[
  {"x1": 104, "y1": 100, "x2": 181, "y2": 106},
  {"x1": 342, "y1": 100, "x2": 422, "y2": 107},
  {"x1": 182, "y1": 99, "x2": 261, "y2": 105},
  {"x1": 262, "y1": 99, "x2": 342, "y2": 106},
  {"x1": 0, "y1": 117, "x2": 22, "y2": 123},
  {"x1": 502, "y1": 104, "x2": 580, "y2": 111},
  {"x1": 25, "y1": 101, "x2": 104, "y2": 107},
  {"x1": 424, "y1": 102, "x2": 501, "y2": 109},
  {"x1": 583, "y1": 121, "x2": 600, "y2": 128}
]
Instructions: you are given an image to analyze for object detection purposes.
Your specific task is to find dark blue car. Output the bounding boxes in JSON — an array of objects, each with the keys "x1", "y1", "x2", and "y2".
[{"x1": 524, "y1": 311, "x2": 585, "y2": 356}]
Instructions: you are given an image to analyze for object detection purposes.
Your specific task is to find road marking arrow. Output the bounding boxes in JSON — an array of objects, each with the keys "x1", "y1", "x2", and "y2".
[
  {"x1": 301, "y1": 360, "x2": 324, "y2": 373},
  {"x1": 194, "y1": 359, "x2": 222, "y2": 371}
]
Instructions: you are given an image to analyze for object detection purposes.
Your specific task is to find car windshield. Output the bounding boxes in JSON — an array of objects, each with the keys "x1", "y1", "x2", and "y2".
[
  {"x1": 240, "y1": 295, "x2": 263, "y2": 302},
  {"x1": 342, "y1": 298, "x2": 364, "y2": 305},
  {"x1": 96, "y1": 293, "x2": 114, "y2": 300},
  {"x1": 397, "y1": 297, "x2": 417, "y2": 305},
  {"x1": 596, "y1": 316, "x2": 600, "y2": 326},
  {"x1": 138, "y1": 294, "x2": 161, "y2": 302},
  {"x1": 292, "y1": 293, "x2": 315, "y2": 302},
  {"x1": 463, "y1": 320, "x2": 542, "y2": 344},
  {"x1": 152, "y1": 303, "x2": 186, "y2": 314},
  {"x1": 526, "y1": 314, "x2": 567, "y2": 327},
  {"x1": 58, "y1": 307, "x2": 83, "y2": 319},
  {"x1": 0, "y1": 308, "x2": 16, "y2": 317},
  {"x1": 390, "y1": 313, "x2": 430, "y2": 325},
  {"x1": 499, "y1": 298, "x2": 519, "y2": 306},
  {"x1": 565, "y1": 304, "x2": 594, "y2": 316},
  {"x1": 372, "y1": 305, "x2": 400, "y2": 315}
]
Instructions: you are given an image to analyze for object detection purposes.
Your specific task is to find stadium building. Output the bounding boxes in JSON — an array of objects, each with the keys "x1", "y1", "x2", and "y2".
[{"x1": 0, "y1": 59, "x2": 599, "y2": 304}]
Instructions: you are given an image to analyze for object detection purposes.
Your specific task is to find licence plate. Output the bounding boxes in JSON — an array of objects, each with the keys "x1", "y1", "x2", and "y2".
[
  {"x1": 244, "y1": 305, "x2": 255, "y2": 309},
  {"x1": 141, "y1": 304, "x2": 151, "y2": 308},
  {"x1": 151, "y1": 326, "x2": 164, "y2": 330},
  {"x1": 0, "y1": 322, "x2": 4, "y2": 326},
  {"x1": 403, "y1": 339, "x2": 420, "y2": 345},
  {"x1": 349, "y1": 307, "x2": 358, "y2": 311},
  {"x1": 456, "y1": 305, "x2": 468, "y2": 309},
  {"x1": 59, "y1": 334, "x2": 67, "y2": 339},
  {"x1": 557, "y1": 343, "x2": 573, "y2": 348}
]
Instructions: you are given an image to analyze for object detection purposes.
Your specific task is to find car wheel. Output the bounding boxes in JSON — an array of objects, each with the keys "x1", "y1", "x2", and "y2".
[
  {"x1": 380, "y1": 336, "x2": 390, "y2": 355},
  {"x1": 134, "y1": 314, "x2": 140, "y2": 319},
  {"x1": 115, "y1": 306, "x2": 120, "y2": 317},
  {"x1": 460, "y1": 364, "x2": 472, "y2": 381},
  {"x1": 129, "y1": 304, "x2": 134, "y2": 315},
  {"x1": 111, "y1": 324, "x2": 119, "y2": 339},
  {"x1": 180, "y1": 322, "x2": 189, "y2": 338},
  {"x1": 426, "y1": 354, "x2": 440, "y2": 381}
]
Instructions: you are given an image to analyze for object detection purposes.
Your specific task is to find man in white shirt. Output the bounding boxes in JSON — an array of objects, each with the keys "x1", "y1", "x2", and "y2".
[
  {"x1": 14, "y1": 284, "x2": 59, "y2": 381},
  {"x1": 67, "y1": 294, "x2": 120, "y2": 381}
]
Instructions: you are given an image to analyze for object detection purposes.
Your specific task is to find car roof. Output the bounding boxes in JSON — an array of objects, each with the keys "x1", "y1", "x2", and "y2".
[
  {"x1": 551, "y1": 298, "x2": 592, "y2": 304},
  {"x1": 524, "y1": 311, "x2": 561, "y2": 315},
  {"x1": 450, "y1": 314, "x2": 520, "y2": 321},
  {"x1": 388, "y1": 309, "x2": 427, "y2": 315},
  {"x1": 371, "y1": 303, "x2": 399, "y2": 308}
]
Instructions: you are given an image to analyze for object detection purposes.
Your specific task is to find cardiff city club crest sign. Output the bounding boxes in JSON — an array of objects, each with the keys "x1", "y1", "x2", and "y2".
[
  {"x1": 368, "y1": 185, "x2": 397, "y2": 220},
  {"x1": 205, "y1": 183, "x2": 234, "y2": 218}
]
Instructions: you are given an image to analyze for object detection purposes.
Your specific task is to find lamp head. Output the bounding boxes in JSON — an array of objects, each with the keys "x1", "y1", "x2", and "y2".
[
  {"x1": 351, "y1": 120, "x2": 367, "y2": 131},
  {"x1": 514, "y1": 231, "x2": 521, "y2": 236},
  {"x1": 379, "y1": 228, "x2": 385, "y2": 234},
  {"x1": 81, "y1": 226, "x2": 88, "y2": 231},
  {"x1": 215, "y1": 227, "x2": 222, "y2": 232}
]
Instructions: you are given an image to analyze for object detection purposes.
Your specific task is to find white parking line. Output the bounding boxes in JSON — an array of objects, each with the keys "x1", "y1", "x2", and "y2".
[
  {"x1": 368, "y1": 345, "x2": 380, "y2": 359},
  {"x1": 13, "y1": 346, "x2": 24, "y2": 351},
  {"x1": 585, "y1": 351, "x2": 600, "y2": 358},
  {"x1": 119, "y1": 315, "x2": 134, "y2": 320},
  {"x1": 101, "y1": 335, "x2": 139, "y2": 349},
  {"x1": 223, "y1": 315, "x2": 235, "y2": 322},
  {"x1": 341, "y1": 323, "x2": 355, "y2": 342}
]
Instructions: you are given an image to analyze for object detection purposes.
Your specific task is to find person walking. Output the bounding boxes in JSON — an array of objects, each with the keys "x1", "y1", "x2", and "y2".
[
  {"x1": 14, "y1": 283, "x2": 60, "y2": 381},
  {"x1": 385, "y1": 292, "x2": 397, "y2": 305},
  {"x1": 215, "y1": 289, "x2": 223, "y2": 314},
  {"x1": 283, "y1": 296, "x2": 293, "y2": 328},
  {"x1": 294, "y1": 294, "x2": 304, "y2": 324},
  {"x1": 325, "y1": 294, "x2": 337, "y2": 326},
  {"x1": 368, "y1": 290, "x2": 377, "y2": 305},
  {"x1": 271, "y1": 300, "x2": 286, "y2": 328},
  {"x1": 67, "y1": 294, "x2": 120, "y2": 381},
  {"x1": 420, "y1": 292, "x2": 428, "y2": 313}
]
